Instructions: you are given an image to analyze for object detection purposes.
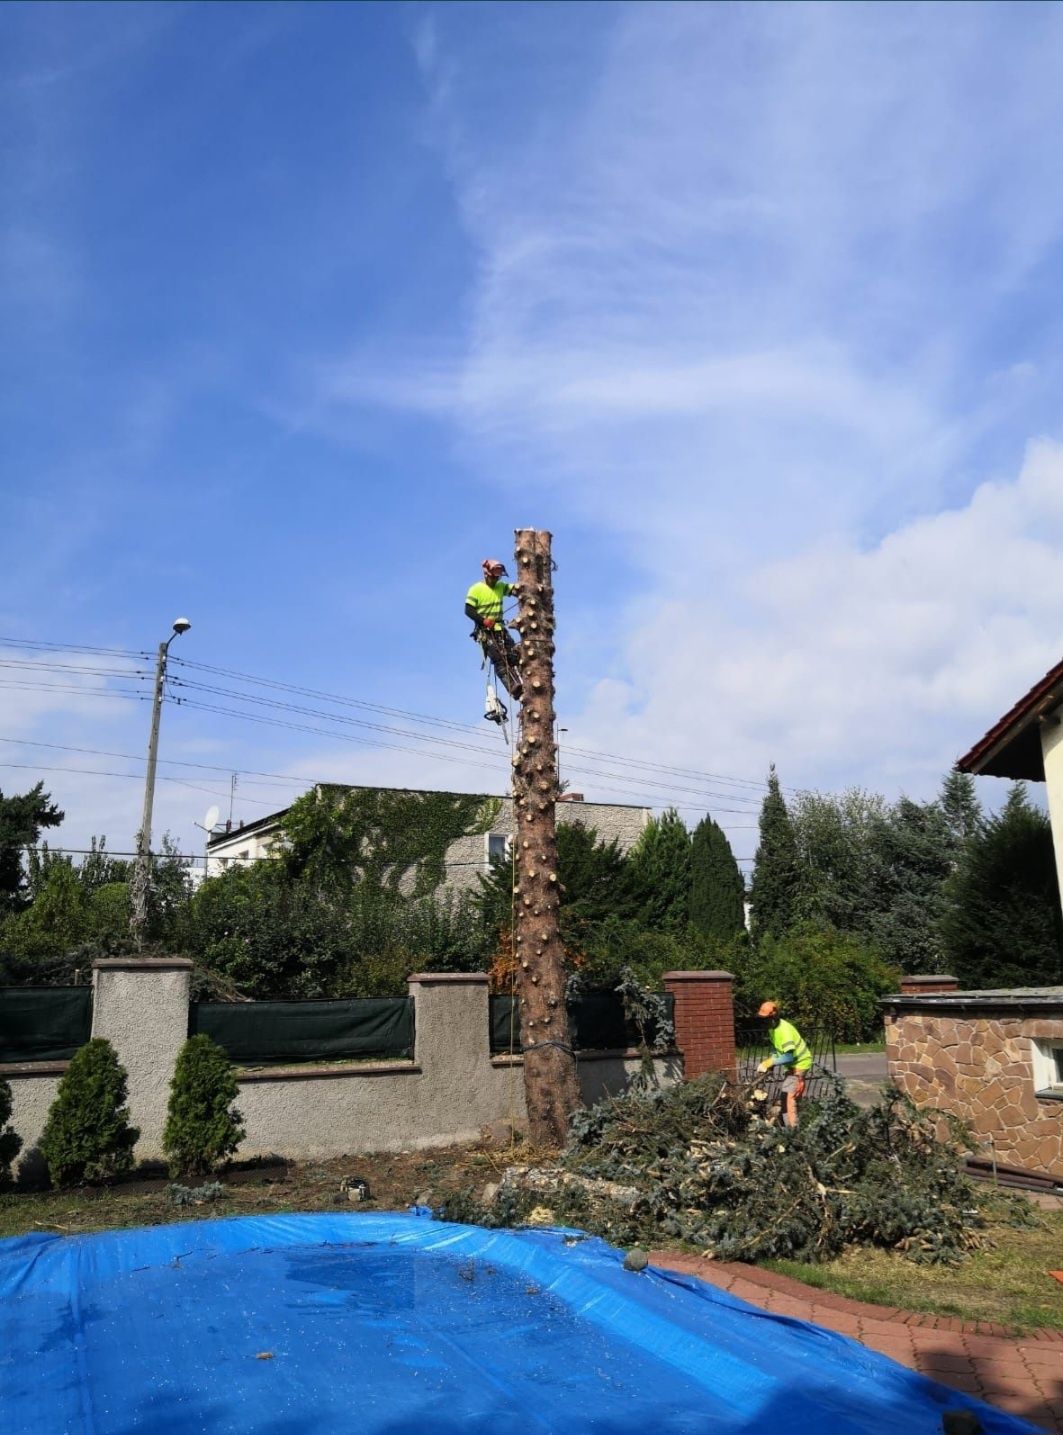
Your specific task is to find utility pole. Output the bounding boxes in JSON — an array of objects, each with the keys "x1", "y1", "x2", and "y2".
[
  {"x1": 130, "y1": 617, "x2": 191, "y2": 946},
  {"x1": 512, "y1": 529, "x2": 580, "y2": 1146}
]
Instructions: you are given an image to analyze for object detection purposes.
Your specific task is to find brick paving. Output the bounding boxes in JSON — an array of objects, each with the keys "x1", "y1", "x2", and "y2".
[{"x1": 651, "y1": 1252, "x2": 1063, "y2": 1433}]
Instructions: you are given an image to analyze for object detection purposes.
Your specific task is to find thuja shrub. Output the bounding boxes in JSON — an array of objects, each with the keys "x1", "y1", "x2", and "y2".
[
  {"x1": 163, "y1": 1034, "x2": 244, "y2": 1179},
  {"x1": 0, "y1": 1077, "x2": 22, "y2": 1186},
  {"x1": 39, "y1": 1039, "x2": 139, "y2": 1187}
]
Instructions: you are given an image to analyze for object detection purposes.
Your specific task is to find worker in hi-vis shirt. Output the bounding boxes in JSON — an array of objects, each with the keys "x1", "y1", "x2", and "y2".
[
  {"x1": 756, "y1": 1001, "x2": 813, "y2": 1128},
  {"x1": 466, "y1": 558, "x2": 523, "y2": 702}
]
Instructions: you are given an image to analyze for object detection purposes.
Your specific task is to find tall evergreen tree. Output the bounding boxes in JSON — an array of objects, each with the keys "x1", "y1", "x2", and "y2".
[
  {"x1": 866, "y1": 797, "x2": 954, "y2": 973},
  {"x1": 940, "y1": 768, "x2": 983, "y2": 849},
  {"x1": 941, "y1": 783, "x2": 1063, "y2": 989},
  {"x1": 627, "y1": 809, "x2": 692, "y2": 932},
  {"x1": 749, "y1": 765, "x2": 801, "y2": 941},
  {"x1": 0, "y1": 784, "x2": 64, "y2": 914},
  {"x1": 689, "y1": 816, "x2": 745, "y2": 945}
]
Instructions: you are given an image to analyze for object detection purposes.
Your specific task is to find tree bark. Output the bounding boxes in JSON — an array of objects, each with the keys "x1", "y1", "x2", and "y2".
[{"x1": 512, "y1": 528, "x2": 581, "y2": 1147}]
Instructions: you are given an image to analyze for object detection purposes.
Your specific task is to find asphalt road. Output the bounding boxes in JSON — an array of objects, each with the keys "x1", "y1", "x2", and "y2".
[{"x1": 834, "y1": 1052, "x2": 888, "y2": 1080}]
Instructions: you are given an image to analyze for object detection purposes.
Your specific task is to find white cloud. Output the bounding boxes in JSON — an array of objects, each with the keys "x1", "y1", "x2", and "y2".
[
  {"x1": 291, "y1": 5, "x2": 1063, "y2": 839},
  {"x1": 569, "y1": 441, "x2": 1063, "y2": 841}
]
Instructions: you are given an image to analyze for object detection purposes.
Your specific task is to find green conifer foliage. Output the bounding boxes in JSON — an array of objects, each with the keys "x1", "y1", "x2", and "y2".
[
  {"x1": 689, "y1": 816, "x2": 745, "y2": 945},
  {"x1": 941, "y1": 783, "x2": 1063, "y2": 988},
  {"x1": 0, "y1": 1076, "x2": 22, "y2": 1186},
  {"x1": 940, "y1": 769, "x2": 983, "y2": 849},
  {"x1": 163, "y1": 1035, "x2": 245, "y2": 1178},
  {"x1": 749, "y1": 766, "x2": 801, "y2": 941},
  {"x1": 39, "y1": 1039, "x2": 139, "y2": 1187},
  {"x1": 627, "y1": 809, "x2": 693, "y2": 932}
]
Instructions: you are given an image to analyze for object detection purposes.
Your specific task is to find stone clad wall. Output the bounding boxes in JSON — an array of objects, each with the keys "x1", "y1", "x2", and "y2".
[{"x1": 884, "y1": 999, "x2": 1063, "y2": 1176}]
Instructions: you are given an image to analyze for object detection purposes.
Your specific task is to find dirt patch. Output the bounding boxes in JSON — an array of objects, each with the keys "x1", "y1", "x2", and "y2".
[{"x1": 0, "y1": 1141, "x2": 528, "y2": 1241}]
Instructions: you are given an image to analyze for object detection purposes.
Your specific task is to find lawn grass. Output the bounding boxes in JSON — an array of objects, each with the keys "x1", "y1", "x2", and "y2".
[{"x1": 765, "y1": 1207, "x2": 1063, "y2": 1334}]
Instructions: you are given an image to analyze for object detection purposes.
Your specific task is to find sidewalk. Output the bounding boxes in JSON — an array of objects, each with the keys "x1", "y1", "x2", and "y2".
[{"x1": 651, "y1": 1252, "x2": 1063, "y2": 1432}]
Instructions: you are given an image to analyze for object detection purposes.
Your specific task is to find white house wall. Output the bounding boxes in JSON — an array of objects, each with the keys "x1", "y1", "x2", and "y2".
[{"x1": 1041, "y1": 704, "x2": 1063, "y2": 915}]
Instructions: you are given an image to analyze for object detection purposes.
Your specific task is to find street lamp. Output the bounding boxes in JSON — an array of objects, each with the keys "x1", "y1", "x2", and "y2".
[{"x1": 129, "y1": 617, "x2": 191, "y2": 944}]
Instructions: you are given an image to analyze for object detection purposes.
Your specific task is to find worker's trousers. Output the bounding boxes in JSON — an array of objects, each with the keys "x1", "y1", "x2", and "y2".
[{"x1": 476, "y1": 629, "x2": 522, "y2": 699}]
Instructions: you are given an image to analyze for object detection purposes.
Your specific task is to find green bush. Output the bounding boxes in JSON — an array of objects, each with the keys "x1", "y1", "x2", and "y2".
[
  {"x1": 0, "y1": 1077, "x2": 22, "y2": 1186},
  {"x1": 163, "y1": 1035, "x2": 245, "y2": 1179},
  {"x1": 732, "y1": 922, "x2": 899, "y2": 1041},
  {"x1": 39, "y1": 1039, "x2": 139, "y2": 1187}
]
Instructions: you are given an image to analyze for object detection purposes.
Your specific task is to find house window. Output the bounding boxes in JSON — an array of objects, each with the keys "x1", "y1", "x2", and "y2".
[
  {"x1": 1031, "y1": 1039, "x2": 1063, "y2": 1097},
  {"x1": 485, "y1": 833, "x2": 511, "y2": 869}
]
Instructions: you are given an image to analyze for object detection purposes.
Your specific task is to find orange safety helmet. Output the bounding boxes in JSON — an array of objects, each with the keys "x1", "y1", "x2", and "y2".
[
  {"x1": 757, "y1": 1000, "x2": 779, "y2": 1018},
  {"x1": 482, "y1": 557, "x2": 509, "y2": 578}
]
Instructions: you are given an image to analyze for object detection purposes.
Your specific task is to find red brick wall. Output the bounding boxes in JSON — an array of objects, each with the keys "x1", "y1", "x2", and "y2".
[
  {"x1": 899, "y1": 975, "x2": 959, "y2": 995},
  {"x1": 663, "y1": 970, "x2": 736, "y2": 1078}
]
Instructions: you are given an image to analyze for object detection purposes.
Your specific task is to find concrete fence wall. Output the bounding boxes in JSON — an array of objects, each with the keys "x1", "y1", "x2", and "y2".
[{"x1": 2, "y1": 964, "x2": 736, "y2": 1168}]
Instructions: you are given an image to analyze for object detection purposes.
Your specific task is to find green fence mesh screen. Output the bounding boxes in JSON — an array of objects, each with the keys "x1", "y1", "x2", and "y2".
[
  {"x1": 490, "y1": 991, "x2": 674, "y2": 1054},
  {"x1": 0, "y1": 986, "x2": 93, "y2": 1063},
  {"x1": 189, "y1": 997, "x2": 414, "y2": 1066}
]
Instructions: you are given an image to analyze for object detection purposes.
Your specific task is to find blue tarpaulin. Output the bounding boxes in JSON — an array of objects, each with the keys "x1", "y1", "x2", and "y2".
[{"x1": 0, "y1": 1211, "x2": 1040, "y2": 1434}]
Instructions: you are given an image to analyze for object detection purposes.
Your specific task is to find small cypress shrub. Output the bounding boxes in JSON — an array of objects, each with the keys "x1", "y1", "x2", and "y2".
[
  {"x1": 39, "y1": 1039, "x2": 139, "y2": 1187},
  {"x1": 163, "y1": 1035, "x2": 244, "y2": 1179},
  {"x1": 0, "y1": 1077, "x2": 22, "y2": 1186}
]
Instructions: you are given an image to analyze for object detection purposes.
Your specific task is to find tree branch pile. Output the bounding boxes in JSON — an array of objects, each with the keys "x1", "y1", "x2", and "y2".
[{"x1": 441, "y1": 1075, "x2": 1034, "y2": 1265}]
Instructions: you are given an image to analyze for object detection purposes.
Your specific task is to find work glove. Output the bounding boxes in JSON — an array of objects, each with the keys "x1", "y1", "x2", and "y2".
[
  {"x1": 757, "y1": 1058, "x2": 773, "y2": 1074},
  {"x1": 482, "y1": 617, "x2": 496, "y2": 630}
]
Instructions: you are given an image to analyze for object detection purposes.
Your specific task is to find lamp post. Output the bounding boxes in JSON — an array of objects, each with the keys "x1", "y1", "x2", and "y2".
[{"x1": 129, "y1": 617, "x2": 191, "y2": 945}]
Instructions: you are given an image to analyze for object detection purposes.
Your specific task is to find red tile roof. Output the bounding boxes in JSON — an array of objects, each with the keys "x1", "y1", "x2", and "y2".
[{"x1": 956, "y1": 654, "x2": 1063, "y2": 780}]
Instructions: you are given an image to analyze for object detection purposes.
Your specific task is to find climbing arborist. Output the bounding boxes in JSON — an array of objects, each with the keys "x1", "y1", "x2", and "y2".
[
  {"x1": 756, "y1": 1001, "x2": 813, "y2": 1128},
  {"x1": 466, "y1": 558, "x2": 523, "y2": 702}
]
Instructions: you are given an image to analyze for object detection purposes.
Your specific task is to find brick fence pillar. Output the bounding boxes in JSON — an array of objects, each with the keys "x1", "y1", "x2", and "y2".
[
  {"x1": 900, "y1": 974, "x2": 959, "y2": 995},
  {"x1": 662, "y1": 970, "x2": 736, "y2": 1079}
]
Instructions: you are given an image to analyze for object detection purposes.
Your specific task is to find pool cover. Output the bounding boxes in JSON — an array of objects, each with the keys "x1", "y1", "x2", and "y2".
[{"x1": 0, "y1": 1211, "x2": 1040, "y2": 1434}]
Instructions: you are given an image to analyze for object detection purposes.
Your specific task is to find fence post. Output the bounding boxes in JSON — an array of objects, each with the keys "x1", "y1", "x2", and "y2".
[
  {"x1": 662, "y1": 970, "x2": 736, "y2": 1079},
  {"x1": 91, "y1": 958, "x2": 193, "y2": 1159}
]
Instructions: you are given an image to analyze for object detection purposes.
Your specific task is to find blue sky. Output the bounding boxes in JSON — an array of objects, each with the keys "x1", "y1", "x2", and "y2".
[{"x1": 3, "y1": 1, "x2": 1063, "y2": 871}]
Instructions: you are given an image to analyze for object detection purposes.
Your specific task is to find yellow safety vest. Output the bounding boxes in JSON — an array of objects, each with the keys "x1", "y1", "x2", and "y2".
[
  {"x1": 771, "y1": 1019, "x2": 813, "y2": 1072},
  {"x1": 466, "y1": 579, "x2": 513, "y2": 624}
]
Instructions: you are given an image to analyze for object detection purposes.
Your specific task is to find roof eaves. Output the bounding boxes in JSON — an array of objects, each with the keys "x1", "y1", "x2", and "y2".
[{"x1": 956, "y1": 655, "x2": 1063, "y2": 776}]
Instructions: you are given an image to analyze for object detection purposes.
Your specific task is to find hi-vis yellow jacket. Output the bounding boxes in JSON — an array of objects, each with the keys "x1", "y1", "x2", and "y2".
[{"x1": 465, "y1": 579, "x2": 514, "y2": 626}]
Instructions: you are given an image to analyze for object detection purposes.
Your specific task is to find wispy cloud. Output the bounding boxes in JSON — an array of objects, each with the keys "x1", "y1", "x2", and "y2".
[{"x1": 297, "y1": 2, "x2": 1063, "y2": 818}]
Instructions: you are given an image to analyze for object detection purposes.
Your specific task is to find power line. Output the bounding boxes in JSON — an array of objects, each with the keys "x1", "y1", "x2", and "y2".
[
  {"x1": 0, "y1": 678, "x2": 756, "y2": 811},
  {"x1": 0, "y1": 738, "x2": 765, "y2": 828},
  {"x1": 170, "y1": 654, "x2": 787, "y2": 795},
  {"x1": 0, "y1": 658, "x2": 150, "y2": 680},
  {"x1": 17, "y1": 845, "x2": 758, "y2": 868},
  {"x1": 0, "y1": 636, "x2": 149, "y2": 660},
  {"x1": 0, "y1": 683, "x2": 149, "y2": 706},
  {"x1": 0, "y1": 760, "x2": 277, "y2": 805},
  {"x1": 167, "y1": 676, "x2": 766, "y2": 807},
  {"x1": 1, "y1": 638, "x2": 785, "y2": 808}
]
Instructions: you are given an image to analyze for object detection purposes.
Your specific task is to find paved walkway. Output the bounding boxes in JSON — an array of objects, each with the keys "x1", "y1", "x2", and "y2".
[
  {"x1": 835, "y1": 1051, "x2": 889, "y2": 1109},
  {"x1": 651, "y1": 1252, "x2": 1063, "y2": 1432}
]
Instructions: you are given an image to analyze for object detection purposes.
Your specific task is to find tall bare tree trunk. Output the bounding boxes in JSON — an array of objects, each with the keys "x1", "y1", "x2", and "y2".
[{"x1": 512, "y1": 528, "x2": 581, "y2": 1147}]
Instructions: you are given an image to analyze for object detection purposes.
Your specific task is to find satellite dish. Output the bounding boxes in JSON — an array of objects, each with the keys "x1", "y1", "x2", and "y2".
[{"x1": 203, "y1": 806, "x2": 220, "y2": 832}]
